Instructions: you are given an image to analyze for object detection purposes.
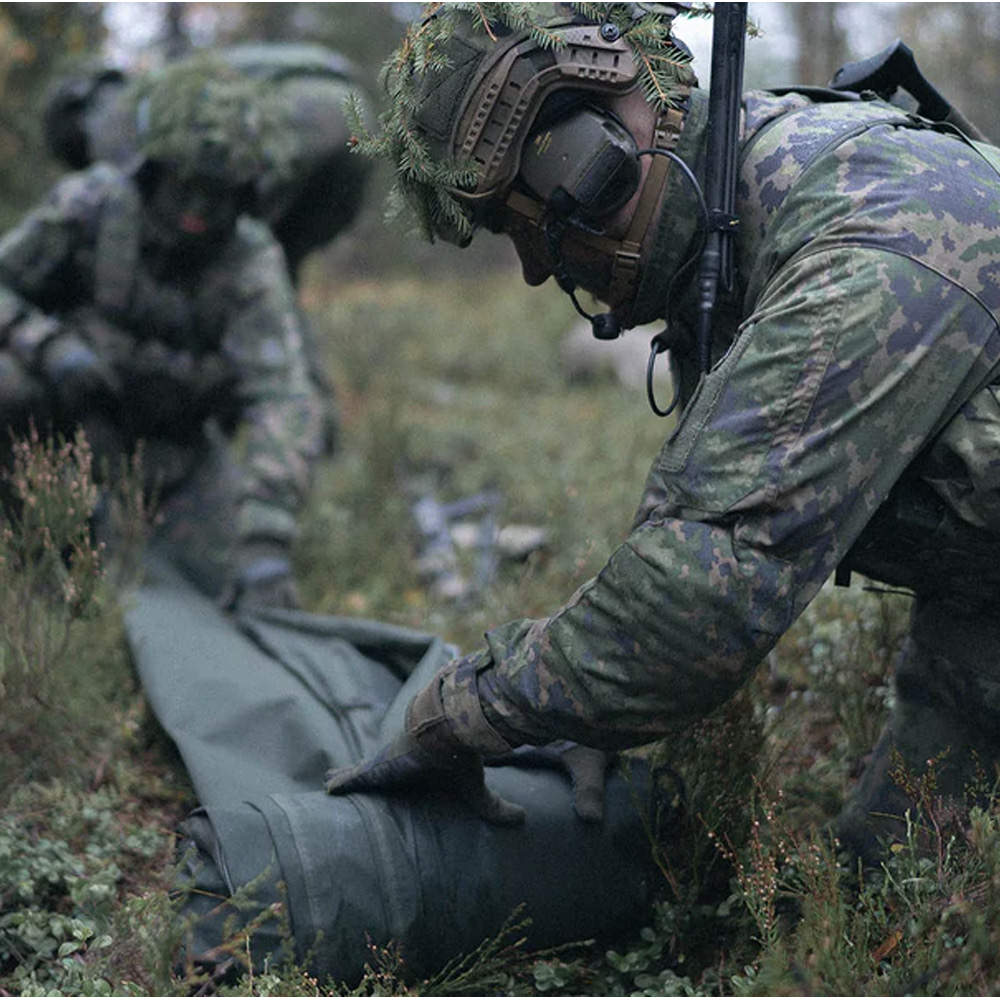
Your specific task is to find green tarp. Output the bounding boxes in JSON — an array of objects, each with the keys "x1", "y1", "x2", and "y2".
[{"x1": 125, "y1": 559, "x2": 666, "y2": 984}]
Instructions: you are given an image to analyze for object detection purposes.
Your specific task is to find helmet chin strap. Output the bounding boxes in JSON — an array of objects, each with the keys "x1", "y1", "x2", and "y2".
[
  {"x1": 540, "y1": 213, "x2": 614, "y2": 330},
  {"x1": 504, "y1": 104, "x2": 686, "y2": 340}
]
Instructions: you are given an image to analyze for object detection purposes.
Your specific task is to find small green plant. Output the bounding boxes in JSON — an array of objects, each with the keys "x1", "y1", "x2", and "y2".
[
  {"x1": 418, "y1": 905, "x2": 532, "y2": 996},
  {"x1": 1, "y1": 426, "x2": 106, "y2": 784},
  {"x1": 0, "y1": 782, "x2": 175, "y2": 995},
  {"x1": 0, "y1": 426, "x2": 153, "y2": 789},
  {"x1": 602, "y1": 902, "x2": 698, "y2": 996},
  {"x1": 217, "y1": 904, "x2": 535, "y2": 997},
  {"x1": 708, "y1": 768, "x2": 1000, "y2": 996},
  {"x1": 0, "y1": 424, "x2": 103, "y2": 682},
  {"x1": 707, "y1": 789, "x2": 785, "y2": 951},
  {"x1": 650, "y1": 686, "x2": 769, "y2": 908}
]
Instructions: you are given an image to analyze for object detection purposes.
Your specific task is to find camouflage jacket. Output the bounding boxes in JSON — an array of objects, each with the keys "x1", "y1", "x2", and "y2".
[
  {"x1": 463, "y1": 89, "x2": 1000, "y2": 750},
  {"x1": 0, "y1": 162, "x2": 324, "y2": 548}
]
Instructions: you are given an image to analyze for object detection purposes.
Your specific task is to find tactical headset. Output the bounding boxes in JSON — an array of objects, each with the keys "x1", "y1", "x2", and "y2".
[
  {"x1": 518, "y1": 104, "x2": 641, "y2": 222},
  {"x1": 503, "y1": 95, "x2": 690, "y2": 341}
]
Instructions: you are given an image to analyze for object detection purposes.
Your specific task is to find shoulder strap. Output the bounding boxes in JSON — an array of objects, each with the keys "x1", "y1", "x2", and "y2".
[
  {"x1": 742, "y1": 95, "x2": 913, "y2": 176},
  {"x1": 94, "y1": 175, "x2": 141, "y2": 317}
]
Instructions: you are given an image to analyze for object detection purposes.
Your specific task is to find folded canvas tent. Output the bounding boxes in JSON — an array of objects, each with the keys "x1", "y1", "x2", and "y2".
[{"x1": 125, "y1": 560, "x2": 668, "y2": 984}]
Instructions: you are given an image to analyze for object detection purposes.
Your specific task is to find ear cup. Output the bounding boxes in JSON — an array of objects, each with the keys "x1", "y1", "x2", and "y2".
[{"x1": 519, "y1": 106, "x2": 640, "y2": 219}]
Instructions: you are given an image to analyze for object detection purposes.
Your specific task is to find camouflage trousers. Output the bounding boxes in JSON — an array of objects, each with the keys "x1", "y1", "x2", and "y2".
[
  {"x1": 147, "y1": 433, "x2": 246, "y2": 600},
  {"x1": 85, "y1": 416, "x2": 246, "y2": 600},
  {"x1": 838, "y1": 593, "x2": 1000, "y2": 861}
]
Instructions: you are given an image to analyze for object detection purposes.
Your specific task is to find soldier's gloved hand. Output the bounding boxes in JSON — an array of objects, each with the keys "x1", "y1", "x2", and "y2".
[
  {"x1": 127, "y1": 340, "x2": 198, "y2": 424},
  {"x1": 224, "y1": 542, "x2": 301, "y2": 612},
  {"x1": 40, "y1": 328, "x2": 120, "y2": 416},
  {"x1": 325, "y1": 662, "x2": 526, "y2": 826},
  {"x1": 125, "y1": 341, "x2": 237, "y2": 431},
  {"x1": 492, "y1": 741, "x2": 610, "y2": 822}
]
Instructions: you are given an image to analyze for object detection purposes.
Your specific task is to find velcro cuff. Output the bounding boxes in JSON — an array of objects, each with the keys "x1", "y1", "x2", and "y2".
[{"x1": 440, "y1": 652, "x2": 514, "y2": 757}]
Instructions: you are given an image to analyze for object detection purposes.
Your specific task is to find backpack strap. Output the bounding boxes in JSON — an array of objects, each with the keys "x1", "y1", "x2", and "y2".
[{"x1": 94, "y1": 174, "x2": 141, "y2": 318}]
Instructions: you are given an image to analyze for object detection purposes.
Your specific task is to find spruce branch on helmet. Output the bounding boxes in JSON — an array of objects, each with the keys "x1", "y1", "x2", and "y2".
[
  {"x1": 128, "y1": 54, "x2": 294, "y2": 190},
  {"x1": 346, "y1": 2, "x2": 702, "y2": 245}
]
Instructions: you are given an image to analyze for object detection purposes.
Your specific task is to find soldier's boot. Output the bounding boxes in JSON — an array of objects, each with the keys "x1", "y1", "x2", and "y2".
[{"x1": 836, "y1": 595, "x2": 1000, "y2": 865}]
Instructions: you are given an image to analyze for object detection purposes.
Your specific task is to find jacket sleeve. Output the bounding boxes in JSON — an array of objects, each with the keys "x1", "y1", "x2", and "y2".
[
  {"x1": 219, "y1": 220, "x2": 325, "y2": 549},
  {"x1": 0, "y1": 168, "x2": 108, "y2": 361},
  {"x1": 472, "y1": 246, "x2": 1000, "y2": 750}
]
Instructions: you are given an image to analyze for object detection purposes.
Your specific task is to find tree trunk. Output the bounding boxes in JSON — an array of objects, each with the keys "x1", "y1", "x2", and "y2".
[{"x1": 791, "y1": 4, "x2": 848, "y2": 86}]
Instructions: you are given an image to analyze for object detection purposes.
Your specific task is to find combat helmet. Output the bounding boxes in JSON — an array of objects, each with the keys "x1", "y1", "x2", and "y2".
[
  {"x1": 356, "y1": 2, "x2": 697, "y2": 247},
  {"x1": 130, "y1": 54, "x2": 290, "y2": 191}
]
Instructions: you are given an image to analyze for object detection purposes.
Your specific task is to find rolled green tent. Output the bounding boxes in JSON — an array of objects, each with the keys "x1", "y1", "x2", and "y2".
[{"x1": 125, "y1": 559, "x2": 670, "y2": 984}]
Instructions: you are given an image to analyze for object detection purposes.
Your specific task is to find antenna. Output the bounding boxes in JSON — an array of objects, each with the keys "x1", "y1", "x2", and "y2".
[{"x1": 694, "y1": 2, "x2": 747, "y2": 373}]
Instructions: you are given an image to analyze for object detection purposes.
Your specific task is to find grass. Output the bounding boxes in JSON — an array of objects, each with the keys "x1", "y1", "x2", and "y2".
[
  {"x1": 2, "y1": 263, "x2": 1000, "y2": 994},
  {"x1": 298, "y1": 270, "x2": 670, "y2": 647}
]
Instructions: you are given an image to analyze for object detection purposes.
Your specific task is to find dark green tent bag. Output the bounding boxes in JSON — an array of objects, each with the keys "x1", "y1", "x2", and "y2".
[{"x1": 126, "y1": 560, "x2": 666, "y2": 984}]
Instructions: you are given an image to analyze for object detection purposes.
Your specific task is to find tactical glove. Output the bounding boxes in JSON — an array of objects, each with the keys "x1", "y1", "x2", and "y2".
[
  {"x1": 73, "y1": 310, "x2": 238, "y2": 435},
  {"x1": 40, "y1": 328, "x2": 120, "y2": 417},
  {"x1": 497, "y1": 741, "x2": 609, "y2": 822},
  {"x1": 126, "y1": 341, "x2": 237, "y2": 433},
  {"x1": 325, "y1": 659, "x2": 527, "y2": 825}
]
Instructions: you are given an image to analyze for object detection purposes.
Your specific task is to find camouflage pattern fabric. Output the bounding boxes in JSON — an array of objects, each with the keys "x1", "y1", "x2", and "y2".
[
  {"x1": 0, "y1": 162, "x2": 325, "y2": 593},
  {"x1": 454, "y1": 91, "x2": 1000, "y2": 750}
]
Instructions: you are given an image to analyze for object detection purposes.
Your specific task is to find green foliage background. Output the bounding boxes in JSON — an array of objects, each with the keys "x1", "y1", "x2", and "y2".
[{"x1": 0, "y1": 4, "x2": 106, "y2": 229}]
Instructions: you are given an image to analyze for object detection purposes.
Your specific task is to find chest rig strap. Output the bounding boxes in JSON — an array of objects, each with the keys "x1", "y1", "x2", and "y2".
[{"x1": 94, "y1": 176, "x2": 142, "y2": 319}]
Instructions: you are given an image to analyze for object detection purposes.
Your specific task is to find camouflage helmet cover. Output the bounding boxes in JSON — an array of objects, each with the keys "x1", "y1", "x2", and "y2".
[
  {"x1": 355, "y1": 2, "x2": 698, "y2": 244},
  {"x1": 130, "y1": 55, "x2": 291, "y2": 187}
]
